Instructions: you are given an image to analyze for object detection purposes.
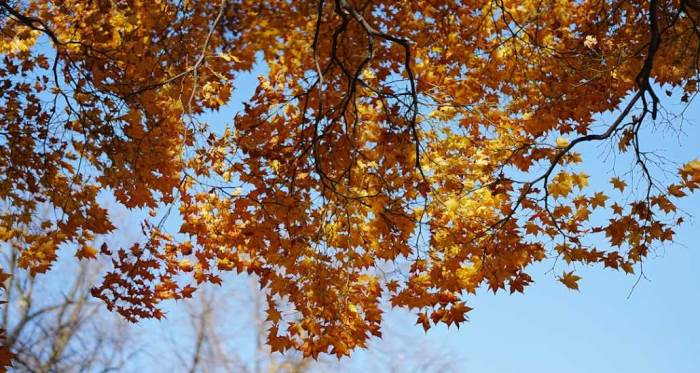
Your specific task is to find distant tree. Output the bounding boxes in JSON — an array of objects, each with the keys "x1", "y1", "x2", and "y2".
[
  {"x1": 2, "y1": 0, "x2": 700, "y2": 359},
  {"x1": 0, "y1": 251, "x2": 134, "y2": 373},
  {"x1": 154, "y1": 281, "x2": 317, "y2": 373},
  {"x1": 151, "y1": 279, "x2": 459, "y2": 373}
]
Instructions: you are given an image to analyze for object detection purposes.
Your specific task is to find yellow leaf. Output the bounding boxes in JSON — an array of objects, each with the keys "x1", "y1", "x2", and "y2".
[
  {"x1": 549, "y1": 172, "x2": 574, "y2": 198},
  {"x1": 444, "y1": 197, "x2": 460, "y2": 213},
  {"x1": 75, "y1": 245, "x2": 98, "y2": 260}
]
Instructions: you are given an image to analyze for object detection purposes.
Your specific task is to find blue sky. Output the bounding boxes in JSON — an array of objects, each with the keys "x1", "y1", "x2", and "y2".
[
  {"x1": 4, "y1": 22, "x2": 698, "y2": 373},
  {"x1": 113, "y1": 64, "x2": 700, "y2": 372}
]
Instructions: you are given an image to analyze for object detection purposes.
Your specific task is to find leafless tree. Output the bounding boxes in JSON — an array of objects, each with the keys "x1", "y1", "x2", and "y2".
[
  {"x1": 0, "y1": 248, "x2": 136, "y2": 373},
  {"x1": 150, "y1": 278, "x2": 318, "y2": 373},
  {"x1": 148, "y1": 277, "x2": 461, "y2": 373},
  {"x1": 0, "y1": 257, "x2": 461, "y2": 373},
  {"x1": 356, "y1": 312, "x2": 462, "y2": 373}
]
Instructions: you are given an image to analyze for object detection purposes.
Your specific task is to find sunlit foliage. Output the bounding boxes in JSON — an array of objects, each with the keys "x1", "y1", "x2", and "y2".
[{"x1": 1, "y1": 0, "x2": 700, "y2": 359}]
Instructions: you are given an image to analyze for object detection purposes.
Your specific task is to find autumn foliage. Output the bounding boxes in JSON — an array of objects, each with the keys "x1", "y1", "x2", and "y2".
[{"x1": 2, "y1": 0, "x2": 700, "y2": 359}]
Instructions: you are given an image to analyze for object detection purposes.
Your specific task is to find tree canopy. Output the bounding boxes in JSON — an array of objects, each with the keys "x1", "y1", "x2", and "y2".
[{"x1": 1, "y1": 0, "x2": 700, "y2": 359}]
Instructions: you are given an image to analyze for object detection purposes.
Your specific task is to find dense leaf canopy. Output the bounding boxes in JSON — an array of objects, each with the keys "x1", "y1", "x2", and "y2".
[{"x1": 1, "y1": 0, "x2": 700, "y2": 358}]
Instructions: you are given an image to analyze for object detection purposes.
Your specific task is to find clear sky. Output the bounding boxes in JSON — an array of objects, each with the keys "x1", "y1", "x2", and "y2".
[
  {"x1": 115, "y1": 65, "x2": 700, "y2": 373},
  {"x1": 343, "y1": 90, "x2": 700, "y2": 373},
  {"x1": 5, "y1": 34, "x2": 698, "y2": 373}
]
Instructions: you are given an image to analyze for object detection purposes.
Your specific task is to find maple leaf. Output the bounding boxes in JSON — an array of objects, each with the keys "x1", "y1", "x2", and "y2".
[
  {"x1": 180, "y1": 285, "x2": 196, "y2": 299},
  {"x1": 178, "y1": 259, "x2": 194, "y2": 273},
  {"x1": 416, "y1": 313, "x2": 431, "y2": 333},
  {"x1": 668, "y1": 184, "x2": 687, "y2": 198},
  {"x1": 559, "y1": 271, "x2": 582, "y2": 291},
  {"x1": 549, "y1": 172, "x2": 574, "y2": 199},
  {"x1": 75, "y1": 245, "x2": 98, "y2": 260},
  {"x1": 525, "y1": 221, "x2": 540, "y2": 235},
  {"x1": 266, "y1": 297, "x2": 282, "y2": 324},
  {"x1": 610, "y1": 177, "x2": 627, "y2": 192},
  {"x1": 590, "y1": 192, "x2": 608, "y2": 209},
  {"x1": 2, "y1": 0, "x2": 699, "y2": 359},
  {"x1": 572, "y1": 173, "x2": 589, "y2": 189},
  {"x1": 448, "y1": 302, "x2": 472, "y2": 327}
]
